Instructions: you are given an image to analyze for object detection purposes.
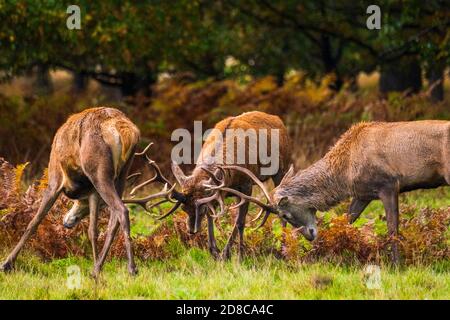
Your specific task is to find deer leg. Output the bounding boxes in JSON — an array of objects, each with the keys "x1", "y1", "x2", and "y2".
[
  {"x1": 88, "y1": 193, "x2": 100, "y2": 265},
  {"x1": 273, "y1": 172, "x2": 288, "y2": 256},
  {"x1": 222, "y1": 185, "x2": 251, "y2": 261},
  {"x1": 348, "y1": 198, "x2": 371, "y2": 224},
  {"x1": 84, "y1": 151, "x2": 137, "y2": 277},
  {"x1": 379, "y1": 188, "x2": 400, "y2": 265},
  {"x1": 280, "y1": 219, "x2": 287, "y2": 257},
  {"x1": 207, "y1": 215, "x2": 219, "y2": 259},
  {"x1": 91, "y1": 154, "x2": 134, "y2": 278},
  {"x1": 93, "y1": 214, "x2": 119, "y2": 277},
  {"x1": 222, "y1": 221, "x2": 238, "y2": 261},
  {"x1": 236, "y1": 202, "x2": 249, "y2": 262},
  {"x1": 1, "y1": 185, "x2": 62, "y2": 272},
  {"x1": 91, "y1": 181, "x2": 135, "y2": 276}
]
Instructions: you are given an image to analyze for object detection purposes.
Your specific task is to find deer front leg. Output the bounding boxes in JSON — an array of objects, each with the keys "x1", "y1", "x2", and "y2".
[
  {"x1": 348, "y1": 198, "x2": 371, "y2": 224},
  {"x1": 280, "y1": 218, "x2": 287, "y2": 258},
  {"x1": 222, "y1": 185, "x2": 251, "y2": 261},
  {"x1": 88, "y1": 193, "x2": 100, "y2": 265},
  {"x1": 379, "y1": 188, "x2": 400, "y2": 265},
  {"x1": 1, "y1": 185, "x2": 61, "y2": 272},
  {"x1": 207, "y1": 215, "x2": 219, "y2": 259},
  {"x1": 236, "y1": 202, "x2": 249, "y2": 262},
  {"x1": 222, "y1": 222, "x2": 238, "y2": 261}
]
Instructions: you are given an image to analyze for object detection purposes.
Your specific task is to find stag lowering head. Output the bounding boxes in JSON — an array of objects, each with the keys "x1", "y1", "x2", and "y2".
[{"x1": 209, "y1": 164, "x2": 319, "y2": 242}]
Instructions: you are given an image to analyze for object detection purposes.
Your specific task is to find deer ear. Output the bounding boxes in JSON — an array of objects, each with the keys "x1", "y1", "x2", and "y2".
[
  {"x1": 171, "y1": 162, "x2": 188, "y2": 187},
  {"x1": 280, "y1": 164, "x2": 295, "y2": 184}
]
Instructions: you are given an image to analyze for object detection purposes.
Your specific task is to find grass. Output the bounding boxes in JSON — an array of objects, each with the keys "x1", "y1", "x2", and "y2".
[
  {"x1": 0, "y1": 188, "x2": 449, "y2": 300},
  {"x1": 0, "y1": 251, "x2": 448, "y2": 300}
]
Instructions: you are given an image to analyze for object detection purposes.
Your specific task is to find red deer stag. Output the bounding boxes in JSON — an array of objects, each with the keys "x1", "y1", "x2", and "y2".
[
  {"x1": 1, "y1": 107, "x2": 140, "y2": 276},
  {"x1": 125, "y1": 111, "x2": 290, "y2": 259},
  {"x1": 130, "y1": 111, "x2": 291, "y2": 259},
  {"x1": 215, "y1": 121, "x2": 450, "y2": 264}
]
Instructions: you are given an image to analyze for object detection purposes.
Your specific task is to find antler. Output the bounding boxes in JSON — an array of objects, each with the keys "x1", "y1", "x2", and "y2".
[
  {"x1": 206, "y1": 165, "x2": 279, "y2": 228},
  {"x1": 123, "y1": 143, "x2": 182, "y2": 219},
  {"x1": 197, "y1": 167, "x2": 229, "y2": 217}
]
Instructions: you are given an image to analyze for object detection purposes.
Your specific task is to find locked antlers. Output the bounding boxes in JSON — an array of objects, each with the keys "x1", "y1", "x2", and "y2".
[
  {"x1": 197, "y1": 165, "x2": 279, "y2": 228},
  {"x1": 123, "y1": 143, "x2": 183, "y2": 219}
]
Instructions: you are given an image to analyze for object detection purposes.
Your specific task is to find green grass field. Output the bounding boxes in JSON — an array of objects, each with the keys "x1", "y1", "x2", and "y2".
[
  {"x1": 0, "y1": 189, "x2": 449, "y2": 300},
  {"x1": 0, "y1": 251, "x2": 449, "y2": 300}
]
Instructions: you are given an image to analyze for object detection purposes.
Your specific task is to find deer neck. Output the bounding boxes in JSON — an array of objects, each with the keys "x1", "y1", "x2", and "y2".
[{"x1": 290, "y1": 158, "x2": 351, "y2": 212}]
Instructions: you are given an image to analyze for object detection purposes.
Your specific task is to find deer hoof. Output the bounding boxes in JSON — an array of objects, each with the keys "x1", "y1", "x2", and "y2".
[
  {"x1": 221, "y1": 250, "x2": 231, "y2": 261},
  {"x1": 0, "y1": 261, "x2": 14, "y2": 273},
  {"x1": 348, "y1": 213, "x2": 357, "y2": 224},
  {"x1": 128, "y1": 266, "x2": 138, "y2": 276},
  {"x1": 210, "y1": 248, "x2": 220, "y2": 260}
]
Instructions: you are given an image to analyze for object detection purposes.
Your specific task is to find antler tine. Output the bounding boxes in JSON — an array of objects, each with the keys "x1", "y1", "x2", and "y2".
[
  {"x1": 250, "y1": 208, "x2": 265, "y2": 222},
  {"x1": 148, "y1": 158, "x2": 173, "y2": 186},
  {"x1": 130, "y1": 144, "x2": 174, "y2": 195},
  {"x1": 220, "y1": 165, "x2": 272, "y2": 202},
  {"x1": 126, "y1": 143, "x2": 183, "y2": 220},
  {"x1": 123, "y1": 183, "x2": 177, "y2": 209},
  {"x1": 129, "y1": 173, "x2": 159, "y2": 195},
  {"x1": 200, "y1": 167, "x2": 223, "y2": 185},
  {"x1": 157, "y1": 201, "x2": 182, "y2": 220},
  {"x1": 206, "y1": 202, "x2": 219, "y2": 218},
  {"x1": 194, "y1": 189, "x2": 227, "y2": 218},
  {"x1": 255, "y1": 210, "x2": 271, "y2": 229},
  {"x1": 127, "y1": 172, "x2": 141, "y2": 180},
  {"x1": 230, "y1": 197, "x2": 246, "y2": 210},
  {"x1": 217, "y1": 187, "x2": 275, "y2": 213},
  {"x1": 135, "y1": 142, "x2": 153, "y2": 156}
]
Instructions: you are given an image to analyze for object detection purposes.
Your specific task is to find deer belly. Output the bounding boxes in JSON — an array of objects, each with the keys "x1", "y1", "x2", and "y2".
[
  {"x1": 399, "y1": 170, "x2": 446, "y2": 192},
  {"x1": 63, "y1": 173, "x2": 94, "y2": 200}
]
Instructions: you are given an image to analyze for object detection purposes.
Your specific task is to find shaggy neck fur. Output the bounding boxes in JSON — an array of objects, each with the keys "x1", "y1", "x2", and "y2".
[{"x1": 279, "y1": 157, "x2": 351, "y2": 212}]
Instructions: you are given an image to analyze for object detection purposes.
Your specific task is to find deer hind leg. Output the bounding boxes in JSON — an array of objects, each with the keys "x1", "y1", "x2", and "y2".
[
  {"x1": 379, "y1": 188, "x2": 400, "y2": 265},
  {"x1": 348, "y1": 198, "x2": 371, "y2": 224},
  {"x1": 88, "y1": 193, "x2": 100, "y2": 265},
  {"x1": 83, "y1": 144, "x2": 137, "y2": 277},
  {"x1": 88, "y1": 172, "x2": 136, "y2": 277},
  {"x1": 1, "y1": 178, "x2": 62, "y2": 272}
]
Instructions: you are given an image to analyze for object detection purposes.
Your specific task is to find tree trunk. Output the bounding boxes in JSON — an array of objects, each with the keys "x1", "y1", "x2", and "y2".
[
  {"x1": 72, "y1": 71, "x2": 88, "y2": 93},
  {"x1": 320, "y1": 35, "x2": 343, "y2": 90},
  {"x1": 33, "y1": 64, "x2": 53, "y2": 95},
  {"x1": 426, "y1": 60, "x2": 445, "y2": 102},
  {"x1": 120, "y1": 72, "x2": 156, "y2": 97},
  {"x1": 379, "y1": 56, "x2": 422, "y2": 96}
]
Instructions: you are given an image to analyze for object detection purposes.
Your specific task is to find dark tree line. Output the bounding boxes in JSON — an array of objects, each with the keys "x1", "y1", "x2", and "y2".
[{"x1": 0, "y1": 0, "x2": 448, "y2": 99}]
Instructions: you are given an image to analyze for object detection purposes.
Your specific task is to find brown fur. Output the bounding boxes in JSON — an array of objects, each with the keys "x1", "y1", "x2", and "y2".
[
  {"x1": 275, "y1": 120, "x2": 450, "y2": 263},
  {"x1": 173, "y1": 111, "x2": 291, "y2": 259},
  {"x1": 1, "y1": 107, "x2": 140, "y2": 276}
]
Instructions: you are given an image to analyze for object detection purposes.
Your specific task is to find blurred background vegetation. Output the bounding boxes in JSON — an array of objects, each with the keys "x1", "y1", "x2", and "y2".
[{"x1": 0, "y1": 0, "x2": 449, "y2": 175}]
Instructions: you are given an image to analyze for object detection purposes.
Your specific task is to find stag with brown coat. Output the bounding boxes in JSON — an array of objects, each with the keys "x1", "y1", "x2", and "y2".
[
  {"x1": 1, "y1": 107, "x2": 140, "y2": 276},
  {"x1": 162, "y1": 111, "x2": 291, "y2": 259},
  {"x1": 220, "y1": 121, "x2": 450, "y2": 264}
]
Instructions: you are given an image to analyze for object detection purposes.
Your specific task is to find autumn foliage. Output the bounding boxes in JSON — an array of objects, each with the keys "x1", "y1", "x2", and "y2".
[
  {"x1": 0, "y1": 77, "x2": 449, "y2": 265},
  {"x1": 0, "y1": 156, "x2": 448, "y2": 265}
]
